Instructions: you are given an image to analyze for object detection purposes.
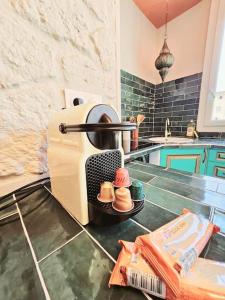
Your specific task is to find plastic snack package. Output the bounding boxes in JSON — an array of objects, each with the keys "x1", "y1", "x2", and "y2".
[
  {"x1": 109, "y1": 240, "x2": 225, "y2": 300},
  {"x1": 137, "y1": 236, "x2": 181, "y2": 298},
  {"x1": 138, "y1": 240, "x2": 225, "y2": 300},
  {"x1": 180, "y1": 258, "x2": 225, "y2": 300},
  {"x1": 136, "y1": 209, "x2": 219, "y2": 297},
  {"x1": 108, "y1": 240, "x2": 169, "y2": 299}
]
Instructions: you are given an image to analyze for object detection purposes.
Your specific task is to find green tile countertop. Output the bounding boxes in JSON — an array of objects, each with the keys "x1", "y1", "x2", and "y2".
[
  {"x1": 124, "y1": 138, "x2": 225, "y2": 162},
  {"x1": 1, "y1": 165, "x2": 225, "y2": 300}
]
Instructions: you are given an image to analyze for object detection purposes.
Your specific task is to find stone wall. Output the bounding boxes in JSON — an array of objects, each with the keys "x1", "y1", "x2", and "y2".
[{"x1": 0, "y1": 1, "x2": 119, "y2": 184}]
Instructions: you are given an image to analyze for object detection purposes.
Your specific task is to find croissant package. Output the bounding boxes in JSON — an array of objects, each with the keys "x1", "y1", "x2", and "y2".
[{"x1": 109, "y1": 209, "x2": 224, "y2": 300}]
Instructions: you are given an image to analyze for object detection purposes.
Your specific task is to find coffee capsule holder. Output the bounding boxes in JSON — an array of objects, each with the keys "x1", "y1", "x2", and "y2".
[
  {"x1": 86, "y1": 152, "x2": 144, "y2": 226},
  {"x1": 89, "y1": 200, "x2": 144, "y2": 226}
]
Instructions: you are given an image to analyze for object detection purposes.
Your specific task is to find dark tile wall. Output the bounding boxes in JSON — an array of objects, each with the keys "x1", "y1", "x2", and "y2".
[
  {"x1": 154, "y1": 73, "x2": 202, "y2": 136},
  {"x1": 121, "y1": 70, "x2": 155, "y2": 138},
  {"x1": 121, "y1": 70, "x2": 225, "y2": 139}
]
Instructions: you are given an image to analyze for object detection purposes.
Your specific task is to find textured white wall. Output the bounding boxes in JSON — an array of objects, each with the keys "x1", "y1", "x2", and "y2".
[
  {"x1": 120, "y1": 0, "x2": 158, "y2": 83},
  {"x1": 0, "y1": 0, "x2": 119, "y2": 186}
]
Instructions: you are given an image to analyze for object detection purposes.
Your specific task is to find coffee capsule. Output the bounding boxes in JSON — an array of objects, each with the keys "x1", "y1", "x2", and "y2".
[
  {"x1": 113, "y1": 168, "x2": 131, "y2": 188},
  {"x1": 97, "y1": 182, "x2": 114, "y2": 203},
  {"x1": 112, "y1": 187, "x2": 134, "y2": 212},
  {"x1": 130, "y1": 180, "x2": 145, "y2": 201}
]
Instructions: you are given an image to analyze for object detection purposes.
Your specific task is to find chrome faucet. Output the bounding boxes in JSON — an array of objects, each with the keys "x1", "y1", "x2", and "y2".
[{"x1": 165, "y1": 118, "x2": 171, "y2": 140}]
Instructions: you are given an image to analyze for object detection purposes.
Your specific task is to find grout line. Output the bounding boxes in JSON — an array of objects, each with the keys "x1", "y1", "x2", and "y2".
[
  {"x1": 134, "y1": 160, "x2": 225, "y2": 190},
  {"x1": 44, "y1": 186, "x2": 116, "y2": 263},
  {"x1": 130, "y1": 218, "x2": 151, "y2": 233},
  {"x1": 218, "y1": 231, "x2": 225, "y2": 237},
  {"x1": 14, "y1": 196, "x2": 51, "y2": 300},
  {"x1": 130, "y1": 176, "x2": 177, "y2": 215},
  {"x1": 44, "y1": 185, "x2": 52, "y2": 193},
  {"x1": 128, "y1": 165, "x2": 158, "y2": 184},
  {"x1": 130, "y1": 162, "x2": 218, "y2": 192},
  {"x1": 44, "y1": 185, "x2": 152, "y2": 300},
  {"x1": 38, "y1": 230, "x2": 84, "y2": 264},
  {"x1": 203, "y1": 239, "x2": 212, "y2": 258},
  {"x1": 144, "y1": 198, "x2": 178, "y2": 216},
  {"x1": 130, "y1": 173, "x2": 214, "y2": 210},
  {"x1": 0, "y1": 210, "x2": 18, "y2": 221},
  {"x1": 127, "y1": 165, "x2": 159, "y2": 178},
  {"x1": 130, "y1": 170, "x2": 225, "y2": 227},
  {"x1": 209, "y1": 207, "x2": 215, "y2": 222},
  {"x1": 147, "y1": 176, "x2": 158, "y2": 184},
  {"x1": 145, "y1": 181, "x2": 216, "y2": 209}
]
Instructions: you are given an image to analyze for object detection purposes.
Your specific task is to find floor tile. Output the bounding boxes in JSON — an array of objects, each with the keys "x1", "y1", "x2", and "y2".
[
  {"x1": 17, "y1": 187, "x2": 82, "y2": 261},
  {"x1": 40, "y1": 231, "x2": 146, "y2": 300},
  {"x1": 0, "y1": 214, "x2": 45, "y2": 300},
  {"x1": 86, "y1": 219, "x2": 148, "y2": 259},
  {"x1": 133, "y1": 201, "x2": 177, "y2": 231},
  {"x1": 142, "y1": 182, "x2": 211, "y2": 219}
]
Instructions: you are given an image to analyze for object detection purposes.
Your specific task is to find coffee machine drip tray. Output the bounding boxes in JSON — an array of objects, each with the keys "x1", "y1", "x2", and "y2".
[{"x1": 86, "y1": 151, "x2": 144, "y2": 226}]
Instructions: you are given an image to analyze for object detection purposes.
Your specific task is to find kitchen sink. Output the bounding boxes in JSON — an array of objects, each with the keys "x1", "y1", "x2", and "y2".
[{"x1": 149, "y1": 136, "x2": 193, "y2": 144}]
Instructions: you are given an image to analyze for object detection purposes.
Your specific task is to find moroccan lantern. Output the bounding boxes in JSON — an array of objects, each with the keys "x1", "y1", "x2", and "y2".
[{"x1": 155, "y1": 1, "x2": 174, "y2": 82}]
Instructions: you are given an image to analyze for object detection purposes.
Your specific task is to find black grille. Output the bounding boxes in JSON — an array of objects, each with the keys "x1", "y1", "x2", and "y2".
[{"x1": 85, "y1": 151, "x2": 122, "y2": 204}]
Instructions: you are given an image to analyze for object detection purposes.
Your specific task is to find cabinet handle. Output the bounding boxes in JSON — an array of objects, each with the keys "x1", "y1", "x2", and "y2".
[
  {"x1": 217, "y1": 152, "x2": 225, "y2": 161},
  {"x1": 202, "y1": 148, "x2": 207, "y2": 164}
]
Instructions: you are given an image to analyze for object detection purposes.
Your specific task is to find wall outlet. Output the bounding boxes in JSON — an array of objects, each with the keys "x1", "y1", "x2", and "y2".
[{"x1": 63, "y1": 89, "x2": 102, "y2": 108}]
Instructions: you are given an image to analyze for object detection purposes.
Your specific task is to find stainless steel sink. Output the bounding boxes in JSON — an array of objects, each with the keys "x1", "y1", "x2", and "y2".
[{"x1": 149, "y1": 136, "x2": 193, "y2": 144}]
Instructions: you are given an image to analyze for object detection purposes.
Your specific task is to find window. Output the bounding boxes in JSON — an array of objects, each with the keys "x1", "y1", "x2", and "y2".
[{"x1": 197, "y1": 0, "x2": 225, "y2": 132}]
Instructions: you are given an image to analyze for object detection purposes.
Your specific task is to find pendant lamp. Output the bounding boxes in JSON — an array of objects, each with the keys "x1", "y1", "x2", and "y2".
[{"x1": 155, "y1": 0, "x2": 174, "y2": 82}]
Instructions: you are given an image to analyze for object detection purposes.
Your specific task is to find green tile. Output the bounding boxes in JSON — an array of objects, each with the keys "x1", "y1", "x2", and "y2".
[
  {"x1": 149, "y1": 177, "x2": 225, "y2": 211},
  {"x1": 201, "y1": 234, "x2": 225, "y2": 262},
  {"x1": 128, "y1": 161, "x2": 218, "y2": 192},
  {"x1": 40, "y1": 231, "x2": 146, "y2": 300},
  {"x1": 142, "y1": 183, "x2": 211, "y2": 218},
  {"x1": 0, "y1": 214, "x2": 45, "y2": 300},
  {"x1": 133, "y1": 201, "x2": 177, "y2": 231},
  {"x1": 213, "y1": 210, "x2": 225, "y2": 234},
  {"x1": 86, "y1": 220, "x2": 147, "y2": 259},
  {"x1": 17, "y1": 187, "x2": 82, "y2": 260},
  {"x1": 0, "y1": 196, "x2": 17, "y2": 219},
  {"x1": 128, "y1": 168, "x2": 155, "y2": 183},
  {"x1": 44, "y1": 181, "x2": 51, "y2": 191}
]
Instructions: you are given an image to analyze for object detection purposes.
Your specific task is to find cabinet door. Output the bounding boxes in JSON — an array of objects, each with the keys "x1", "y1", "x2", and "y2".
[
  {"x1": 208, "y1": 148, "x2": 225, "y2": 165},
  {"x1": 160, "y1": 148, "x2": 206, "y2": 174},
  {"x1": 207, "y1": 161, "x2": 225, "y2": 179}
]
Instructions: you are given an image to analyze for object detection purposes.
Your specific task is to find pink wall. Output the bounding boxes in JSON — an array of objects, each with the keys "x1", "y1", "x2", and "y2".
[{"x1": 134, "y1": 0, "x2": 202, "y2": 28}]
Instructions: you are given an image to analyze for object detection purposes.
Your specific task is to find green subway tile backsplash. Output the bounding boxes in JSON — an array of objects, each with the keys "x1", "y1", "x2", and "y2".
[
  {"x1": 121, "y1": 70, "x2": 225, "y2": 139},
  {"x1": 120, "y1": 70, "x2": 155, "y2": 138}
]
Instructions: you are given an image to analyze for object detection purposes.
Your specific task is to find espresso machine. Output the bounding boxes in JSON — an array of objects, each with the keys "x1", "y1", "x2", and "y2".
[{"x1": 48, "y1": 103, "x2": 144, "y2": 225}]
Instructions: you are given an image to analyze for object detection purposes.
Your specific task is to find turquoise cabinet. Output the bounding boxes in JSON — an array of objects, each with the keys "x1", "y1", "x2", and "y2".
[
  {"x1": 206, "y1": 148, "x2": 225, "y2": 178},
  {"x1": 160, "y1": 147, "x2": 206, "y2": 175}
]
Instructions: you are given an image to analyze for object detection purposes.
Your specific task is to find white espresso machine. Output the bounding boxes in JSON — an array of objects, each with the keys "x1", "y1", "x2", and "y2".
[{"x1": 48, "y1": 103, "x2": 143, "y2": 226}]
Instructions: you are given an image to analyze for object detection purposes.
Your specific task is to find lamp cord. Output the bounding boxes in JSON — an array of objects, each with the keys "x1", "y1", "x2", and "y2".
[{"x1": 165, "y1": 0, "x2": 169, "y2": 40}]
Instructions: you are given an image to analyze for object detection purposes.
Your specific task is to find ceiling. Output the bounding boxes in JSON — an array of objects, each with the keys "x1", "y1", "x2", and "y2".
[{"x1": 133, "y1": 0, "x2": 202, "y2": 28}]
